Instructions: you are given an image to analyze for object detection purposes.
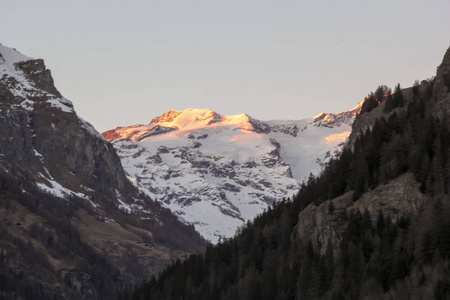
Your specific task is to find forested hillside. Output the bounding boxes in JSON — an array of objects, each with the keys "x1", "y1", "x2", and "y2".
[{"x1": 126, "y1": 47, "x2": 450, "y2": 300}]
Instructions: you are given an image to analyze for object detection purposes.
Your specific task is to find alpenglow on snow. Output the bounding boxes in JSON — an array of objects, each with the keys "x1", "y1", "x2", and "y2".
[{"x1": 103, "y1": 107, "x2": 361, "y2": 243}]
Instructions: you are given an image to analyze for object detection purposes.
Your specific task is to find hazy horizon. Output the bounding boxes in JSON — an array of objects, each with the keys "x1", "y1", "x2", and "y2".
[{"x1": 1, "y1": 0, "x2": 449, "y2": 132}]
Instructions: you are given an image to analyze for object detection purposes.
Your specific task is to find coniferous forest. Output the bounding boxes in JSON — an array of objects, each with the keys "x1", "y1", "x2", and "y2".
[{"x1": 125, "y1": 48, "x2": 450, "y2": 299}]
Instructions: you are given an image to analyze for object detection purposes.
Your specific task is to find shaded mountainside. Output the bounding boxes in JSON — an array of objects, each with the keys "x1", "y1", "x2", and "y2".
[
  {"x1": 127, "y1": 46, "x2": 450, "y2": 300},
  {"x1": 0, "y1": 44, "x2": 206, "y2": 299},
  {"x1": 102, "y1": 106, "x2": 360, "y2": 242}
]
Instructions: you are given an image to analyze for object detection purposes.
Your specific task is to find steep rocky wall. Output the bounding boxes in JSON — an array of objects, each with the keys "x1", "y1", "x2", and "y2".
[
  {"x1": 31, "y1": 103, "x2": 130, "y2": 196},
  {"x1": 15, "y1": 59, "x2": 62, "y2": 97},
  {"x1": 0, "y1": 58, "x2": 131, "y2": 199},
  {"x1": 0, "y1": 44, "x2": 207, "y2": 299},
  {"x1": 432, "y1": 46, "x2": 450, "y2": 125},
  {"x1": 296, "y1": 173, "x2": 427, "y2": 255}
]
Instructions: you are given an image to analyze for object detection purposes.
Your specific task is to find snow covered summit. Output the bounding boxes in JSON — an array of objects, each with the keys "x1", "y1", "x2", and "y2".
[{"x1": 103, "y1": 107, "x2": 360, "y2": 243}]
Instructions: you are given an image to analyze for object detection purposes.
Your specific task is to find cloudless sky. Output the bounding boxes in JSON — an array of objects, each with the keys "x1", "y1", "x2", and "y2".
[{"x1": 1, "y1": 0, "x2": 449, "y2": 132}]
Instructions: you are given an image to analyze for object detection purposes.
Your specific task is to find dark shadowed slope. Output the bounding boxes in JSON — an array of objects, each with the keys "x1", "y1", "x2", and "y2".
[{"x1": 0, "y1": 44, "x2": 206, "y2": 300}]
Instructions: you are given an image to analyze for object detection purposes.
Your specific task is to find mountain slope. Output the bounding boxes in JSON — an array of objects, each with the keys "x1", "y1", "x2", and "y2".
[
  {"x1": 103, "y1": 106, "x2": 360, "y2": 242},
  {"x1": 0, "y1": 43, "x2": 205, "y2": 299},
  {"x1": 127, "y1": 46, "x2": 450, "y2": 300}
]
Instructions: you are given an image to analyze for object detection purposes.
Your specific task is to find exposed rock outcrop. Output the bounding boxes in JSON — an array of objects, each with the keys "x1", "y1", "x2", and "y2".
[
  {"x1": 15, "y1": 59, "x2": 62, "y2": 97},
  {"x1": 432, "y1": 46, "x2": 450, "y2": 125},
  {"x1": 296, "y1": 173, "x2": 427, "y2": 255}
]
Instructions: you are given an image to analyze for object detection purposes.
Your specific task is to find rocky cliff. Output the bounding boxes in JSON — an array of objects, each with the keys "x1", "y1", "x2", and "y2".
[
  {"x1": 296, "y1": 173, "x2": 427, "y2": 255},
  {"x1": 0, "y1": 44, "x2": 205, "y2": 299},
  {"x1": 0, "y1": 45, "x2": 133, "y2": 200}
]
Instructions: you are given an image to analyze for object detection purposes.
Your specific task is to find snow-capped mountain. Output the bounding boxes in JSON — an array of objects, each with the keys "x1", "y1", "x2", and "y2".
[{"x1": 103, "y1": 106, "x2": 361, "y2": 242}]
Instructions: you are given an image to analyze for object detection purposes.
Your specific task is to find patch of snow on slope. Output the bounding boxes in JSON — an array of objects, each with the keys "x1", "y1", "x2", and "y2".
[
  {"x1": 46, "y1": 98, "x2": 74, "y2": 113},
  {"x1": 0, "y1": 44, "x2": 33, "y2": 69},
  {"x1": 20, "y1": 100, "x2": 34, "y2": 111},
  {"x1": 37, "y1": 176, "x2": 88, "y2": 200},
  {"x1": 115, "y1": 190, "x2": 132, "y2": 213},
  {"x1": 324, "y1": 131, "x2": 351, "y2": 146},
  {"x1": 33, "y1": 148, "x2": 89, "y2": 200},
  {"x1": 0, "y1": 44, "x2": 40, "y2": 98}
]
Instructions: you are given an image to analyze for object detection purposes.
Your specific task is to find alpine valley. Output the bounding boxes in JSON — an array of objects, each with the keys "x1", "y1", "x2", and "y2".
[
  {"x1": 102, "y1": 106, "x2": 360, "y2": 242},
  {"x1": 3, "y1": 40, "x2": 450, "y2": 300}
]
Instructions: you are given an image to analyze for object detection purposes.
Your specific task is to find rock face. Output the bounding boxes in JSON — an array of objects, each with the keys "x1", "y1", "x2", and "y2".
[
  {"x1": 0, "y1": 44, "x2": 205, "y2": 299},
  {"x1": 0, "y1": 43, "x2": 136, "y2": 210},
  {"x1": 296, "y1": 173, "x2": 427, "y2": 256},
  {"x1": 103, "y1": 106, "x2": 361, "y2": 242},
  {"x1": 431, "y1": 46, "x2": 450, "y2": 125}
]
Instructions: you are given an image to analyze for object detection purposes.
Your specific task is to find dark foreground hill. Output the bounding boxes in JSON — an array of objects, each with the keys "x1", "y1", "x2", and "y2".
[
  {"x1": 127, "y1": 47, "x2": 450, "y2": 300},
  {"x1": 0, "y1": 44, "x2": 206, "y2": 299}
]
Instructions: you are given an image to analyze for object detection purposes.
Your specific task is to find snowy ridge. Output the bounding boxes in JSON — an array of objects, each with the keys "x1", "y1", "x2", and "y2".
[
  {"x1": 0, "y1": 44, "x2": 75, "y2": 113},
  {"x1": 104, "y1": 107, "x2": 360, "y2": 242},
  {"x1": 0, "y1": 43, "x2": 33, "y2": 68}
]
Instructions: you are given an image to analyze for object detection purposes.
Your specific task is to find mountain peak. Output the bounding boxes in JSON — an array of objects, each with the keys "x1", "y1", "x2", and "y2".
[
  {"x1": 103, "y1": 109, "x2": 261, "y2": 142},
  {"x1": 437, "y1": 46, "x2": 450, "y2": 79},
  {"x1": 0, "y1": 44, "x2": 33, "y2": 69},
  {"x1": 150, "y1": 108, "x2": 222, "y2": 129},
  {"x1": 103, "y1": 105, "x2": 363, "y2": 143},
  {"x1": 312, "y1": 103, "x2": 361, "y2": 127},
  {"x1": 441, "y1": 46, "x2": 450, "y2": 66},
  {"x1": 0, "y1": 43, "x2": 63, "y2": 100}
]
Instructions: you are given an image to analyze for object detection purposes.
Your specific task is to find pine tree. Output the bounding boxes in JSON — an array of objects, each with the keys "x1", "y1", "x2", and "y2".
[{"x1": 361, "y1": 95, "x2": 378, "y2": 114}]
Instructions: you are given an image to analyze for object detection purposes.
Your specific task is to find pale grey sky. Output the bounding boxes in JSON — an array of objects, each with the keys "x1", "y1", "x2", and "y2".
[{"x1": 1, "y1": 0, "x2": 449, "y2": 132}]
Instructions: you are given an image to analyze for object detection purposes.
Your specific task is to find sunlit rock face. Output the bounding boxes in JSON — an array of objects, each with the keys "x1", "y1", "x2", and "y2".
[{"x1": 104, "y1": 106, "x2": 360, "y2": 243}]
